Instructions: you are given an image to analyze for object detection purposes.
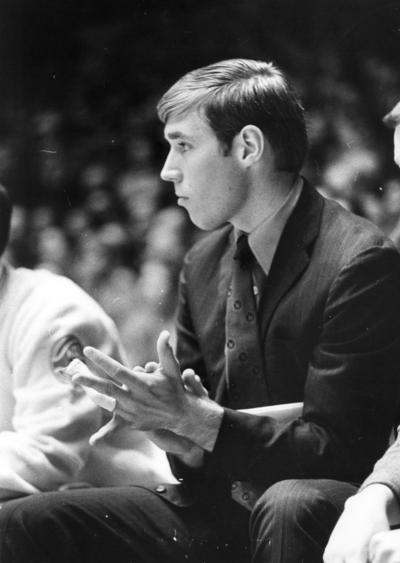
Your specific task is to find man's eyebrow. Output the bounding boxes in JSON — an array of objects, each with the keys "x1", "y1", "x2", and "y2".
[{"x1": 164, "y1": 130, "x2": 193, "y2": 141}]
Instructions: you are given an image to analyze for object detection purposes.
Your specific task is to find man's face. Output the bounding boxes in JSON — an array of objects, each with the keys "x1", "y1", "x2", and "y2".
[
  {"x1": 160, "y1": 111, "x2": 247, "y2": 231},
  {"x1": 394, "y1": 123, "x2": 400, "y2": 168}
]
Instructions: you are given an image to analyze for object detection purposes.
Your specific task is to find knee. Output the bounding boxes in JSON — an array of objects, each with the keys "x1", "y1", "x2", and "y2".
[
  {"x1": 0, "y1": 494, "x2": 47, "y2": 529},
  {"x1": 250, "y1": 479, "x2": 335, "y2": 531},
  {"x1": 0, "y1": 496, "x2": 33, "y2": 532},
  {"x1": 0, "y1": 497, "x2": 38, "y2": 562},
  {"x1": 0, "y1": 494, "x2": 60, "y2": 562}
]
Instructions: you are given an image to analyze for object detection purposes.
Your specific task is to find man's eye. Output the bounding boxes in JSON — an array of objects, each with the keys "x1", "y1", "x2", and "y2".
[{"x1": 178, "y1": 142, "x2": 190, "y2": 152}]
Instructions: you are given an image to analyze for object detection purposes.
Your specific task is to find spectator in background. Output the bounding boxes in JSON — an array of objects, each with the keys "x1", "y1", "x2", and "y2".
[
  {"x1": 324, "y1": 99, "x2": 400, "y2": 563},
  {"x1": 0, "y1": 185, "x2": 173, "y2": 500}
]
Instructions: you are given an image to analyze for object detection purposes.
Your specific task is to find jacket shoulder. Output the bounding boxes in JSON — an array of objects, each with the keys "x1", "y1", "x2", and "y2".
[{"x1": 319, "y1": 196, "x2": 398, "y2": 262}]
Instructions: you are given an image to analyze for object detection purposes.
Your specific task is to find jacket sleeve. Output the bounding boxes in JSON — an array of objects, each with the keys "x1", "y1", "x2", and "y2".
[
  {"x1": 0, "y1": 275, "x2": 124, "y2": 497},
  {"x1": 359, "y1": 434, "x2": 400, "y2": 501},
  {"x1": 176, "y1": 245, "x2": 400, "y2": 487}
]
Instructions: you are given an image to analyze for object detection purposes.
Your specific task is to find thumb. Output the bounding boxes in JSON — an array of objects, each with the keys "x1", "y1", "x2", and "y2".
[{"x1": 156, "y1": 330, "x2": 182, "y2": 381}]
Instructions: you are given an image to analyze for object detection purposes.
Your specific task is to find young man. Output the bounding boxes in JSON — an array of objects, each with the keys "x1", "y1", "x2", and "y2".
[
  {"x1": 0, "y1": 186, "x2": 171, "y2": 500},
  {"x1": 323, "y1": 99, "x2": 400, "y2": 563},
  {"x1": 1, "y1": 59, "x2": 400, "y2": 563}
]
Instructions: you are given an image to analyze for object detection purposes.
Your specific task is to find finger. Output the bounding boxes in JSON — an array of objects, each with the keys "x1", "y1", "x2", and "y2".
[
  {"x1": 145, "y1": 361, "x2": 159, "y2": 373},
  {"x1": 72, "y1": 372, "x2": 126, "y2": 404},
  {"x1": 182, "y1": 371, "x2": 199, "y2": 393},
  {"x1": 84, "y1": 353, "x2": 113, "y2": 382},
  {"x1": 182, "y1": 368, "x2": 195, "y2": 381},
  {"x1": 183, "y1": 369, "x2": 208, "y2": 395},
  {"x1": 84, "y1": 346, "x2": 140, "y2": 389},
  {"x1": 84, "y1": 346, "x2": 124, "y2": 378},
  {"x1": 322, "y1": 553, "x2": 345, "y2": 563},
  {"x1": 113, "y1": 403, "x2": 137, "y2": 423},
  {"x1": 67, "y1": 359, "x2": 113, "y2": 391},
  {"x1": 323, "y1": 551, "x2": 347, "y2": 563},
  {"x1": 89, "y1": 415, "x2": 122, "y2": 445},
  {"x1": 156, "y1": 330, "x2": 182, "y2": 383},
  {"x1": 85, "y1": 388, "x2": 117, "y2": 412},
  {"x1": 369, "y1": 532, "x2": 387, "y2": 563},
  {"x1": 182, "y1": 369, "x2": 208, "y2": 397},
  {"x1": 182, "y1": 369, "x2": 195, "y2": 391},
  {"x1": 65, "y1": 359, "x2": 118, "y2": 411}
]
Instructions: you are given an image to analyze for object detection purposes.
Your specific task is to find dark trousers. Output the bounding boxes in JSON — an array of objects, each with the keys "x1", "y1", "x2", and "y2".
[
  {"x1": 250, "y1": 479, "x2": 358, "y2": 562},
  {"x1": 0, "y1": 479, "x2": 357, "y2": 563}
]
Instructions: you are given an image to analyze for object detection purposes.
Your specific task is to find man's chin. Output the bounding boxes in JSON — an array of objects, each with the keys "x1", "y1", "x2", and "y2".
[{"x1": 190, "y1": 215, "x2": 226, "y2": 231}]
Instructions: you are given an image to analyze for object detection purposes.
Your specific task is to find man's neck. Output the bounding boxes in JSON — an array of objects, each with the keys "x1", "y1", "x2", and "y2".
[{"x1": 231, "y1": 171, "x2": 298, "y2": 233}]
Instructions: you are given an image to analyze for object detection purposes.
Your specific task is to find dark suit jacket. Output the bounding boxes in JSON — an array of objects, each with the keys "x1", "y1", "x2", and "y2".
[{"x1": 169, "y1": 180, "x2": 400, "y2": 502}]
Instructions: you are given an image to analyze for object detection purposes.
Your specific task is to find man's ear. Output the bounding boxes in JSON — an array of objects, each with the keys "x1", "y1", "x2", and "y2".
[{"x1": 235, "y1": 125, "x2": 266, "y2": 166}]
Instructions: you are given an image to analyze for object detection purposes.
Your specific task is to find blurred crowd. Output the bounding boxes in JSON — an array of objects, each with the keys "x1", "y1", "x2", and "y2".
[
  {"x1": 1, "y1": 53, "x2": 400, "y2": 364},
  {"x1": 1, "y1": 108, "x2": 200, "y2": 364}
]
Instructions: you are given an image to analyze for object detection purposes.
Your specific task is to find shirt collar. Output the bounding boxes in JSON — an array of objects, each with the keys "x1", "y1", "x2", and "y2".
[{"x1": 244, "y1": 176, "x2": 303, "y2": 277}]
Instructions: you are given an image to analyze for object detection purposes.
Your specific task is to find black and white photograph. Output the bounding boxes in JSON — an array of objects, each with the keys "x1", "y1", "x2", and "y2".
[{"x1": 0, "y1": 1, "x2": 400, "y2": 561}]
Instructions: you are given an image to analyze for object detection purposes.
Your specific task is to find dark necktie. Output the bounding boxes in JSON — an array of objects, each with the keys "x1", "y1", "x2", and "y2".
[{"x1": 224, "y1": 234, "x2": 269, "y2": 409}]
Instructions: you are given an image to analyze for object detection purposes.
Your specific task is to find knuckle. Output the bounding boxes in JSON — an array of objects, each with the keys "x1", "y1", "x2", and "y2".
[{"x1": 146, "y1": 379, "x2": 157, "y2": 393}]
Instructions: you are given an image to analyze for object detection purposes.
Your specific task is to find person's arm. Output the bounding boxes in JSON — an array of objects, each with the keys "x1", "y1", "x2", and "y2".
[
  {"x1": 0, "y1": 275, "x2": 122, "y2": 497},
  {"x1": 361, "y1": 436, "x2": 400, "y2": 505},
  {"x1": 178, "y1": 244, "x2": 400, "y2": 486},
  {"x1": 323, "y1": 435, "x2": 400, "y2": 562},
  {"x1": 323, "y1": 484, "x2": 395, "y2": 562}
]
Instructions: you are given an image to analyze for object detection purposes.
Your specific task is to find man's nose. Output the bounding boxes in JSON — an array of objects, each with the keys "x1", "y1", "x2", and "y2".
[{"x1": 160, "y1": 152, "x2": 182, "y2": 183}]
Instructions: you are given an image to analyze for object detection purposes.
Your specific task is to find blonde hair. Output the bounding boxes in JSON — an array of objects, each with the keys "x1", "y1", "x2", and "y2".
[{"x1": 157, "y1": 58, "x2": 308, "y2": 172}]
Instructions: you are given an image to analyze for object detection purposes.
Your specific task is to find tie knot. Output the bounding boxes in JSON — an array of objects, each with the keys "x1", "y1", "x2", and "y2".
[{"x1": 234, "y1": 235, "x2": 253, "y2": 269}]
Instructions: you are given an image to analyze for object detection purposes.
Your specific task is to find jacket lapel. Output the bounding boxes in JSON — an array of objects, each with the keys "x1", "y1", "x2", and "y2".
[{"x1": 260, "y1": 180, "x2": 324, "y2": 337}]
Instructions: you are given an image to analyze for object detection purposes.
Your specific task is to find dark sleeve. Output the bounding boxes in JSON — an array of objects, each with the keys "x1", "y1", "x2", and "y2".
[
  {"x1": 168, "y1": 254, "x2": 210, "y2": 483},
  {"x1": 174, "y1": 253, "x2": 209, "y2": 379},
  {"x1": 208, "y1": 245, "x2": 400, "y2": 485},
  {"x1": 360, "y1": 435, "x2": 400, "y2": 500}
]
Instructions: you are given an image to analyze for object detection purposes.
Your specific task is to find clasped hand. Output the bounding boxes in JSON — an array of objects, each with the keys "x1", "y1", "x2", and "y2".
[
  {"x1": 78, "y1": 330, "x2": 192, "y2": 432},
  {"x1": 72, "y1": 330, "x2": 216, "y2": 462}
]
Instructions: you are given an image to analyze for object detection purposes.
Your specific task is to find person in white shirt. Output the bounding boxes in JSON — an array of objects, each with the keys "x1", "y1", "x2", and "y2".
[{"x1": 0, "y1": 185, "x2": 173, "y2": 500}]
